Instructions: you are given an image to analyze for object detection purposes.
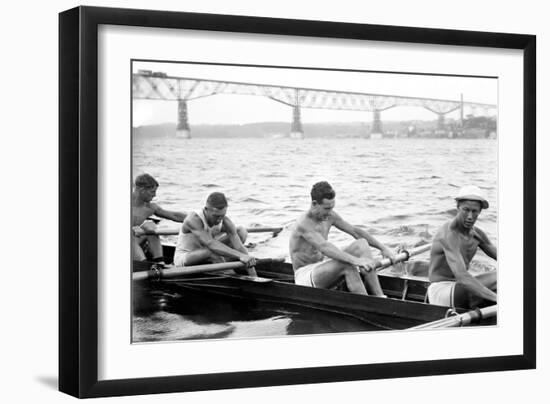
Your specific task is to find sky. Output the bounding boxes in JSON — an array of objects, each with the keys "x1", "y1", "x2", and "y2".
[{"x1": 132, "y1": 61, "x2": 498, "y2": 127}]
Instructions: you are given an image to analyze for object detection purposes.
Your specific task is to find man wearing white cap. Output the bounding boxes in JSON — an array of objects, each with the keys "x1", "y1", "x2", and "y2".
[{"x1": 427, "y1": 185, "x2": 497, "y2": 309}]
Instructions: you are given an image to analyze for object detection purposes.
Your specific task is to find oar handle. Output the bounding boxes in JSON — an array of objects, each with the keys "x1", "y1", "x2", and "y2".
[
  {"x1": 133, "y1": 257, "x2": 285, "y2": 281},
  {"x1": 375, "y1": 243, "x2": 432, "y2": 270}
]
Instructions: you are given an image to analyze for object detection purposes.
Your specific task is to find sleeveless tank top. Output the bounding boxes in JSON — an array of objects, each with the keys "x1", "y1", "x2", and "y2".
[{"x1": 175, "y1": 209, "x2": 224, "y2": 254}]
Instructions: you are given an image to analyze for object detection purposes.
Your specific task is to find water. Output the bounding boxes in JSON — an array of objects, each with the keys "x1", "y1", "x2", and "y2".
[
  {"x1": 132, "y1": 137, "x2": 498, "y2": 341},
  {"x1": 132, "y1": 281, "x2": 401, "y2": 342},
  {"x1": 133, "y1": 137, "x2": 497, "y2": 264}
]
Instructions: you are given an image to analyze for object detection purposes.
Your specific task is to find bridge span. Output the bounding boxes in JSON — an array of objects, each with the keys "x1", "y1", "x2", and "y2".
[{"x1": 132, "y1": 71, "x2": 496, "y2": 139}]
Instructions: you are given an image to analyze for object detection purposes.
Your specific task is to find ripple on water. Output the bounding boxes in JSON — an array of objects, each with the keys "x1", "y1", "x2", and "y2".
[
  {"x1": 240, "y1": 197, "x2": 268, "y2": 204},
  {"x1": 133, "y1": 312, "x2": 235, "y2": 342}
]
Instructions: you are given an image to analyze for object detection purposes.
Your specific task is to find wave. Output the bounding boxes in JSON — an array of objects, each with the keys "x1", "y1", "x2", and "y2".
[
  {"x1": 415, "y1": 175, "x2": 442, "y2": 180},
  {"x1": 246, "y1": 222, "x2": 283, "y2": 228},
  {"x1": 381, "y1": 214, "x2": 411, "y2": 221},
  {"x1": 384, "y1": 224, "x2": 432, "y2": 239},
  {"x1": 481, "y1": 212, "x2": 497, "y2": 221},
  {"x1": 384, "y1": 225, "x2": 416, "y2": 236},
  {"x1": 240, "y1": 197, "x2": 268, "y2": 204},
  {"x1": 133, "y1": 313, "x2": 235, "y2": 342},
  {"x1": 470, "y1": 259, "x2": 497, "y2": 273},
  {"x1": 267, "y1": 212, "x2": 291, "y2": 217},
  {"x1": 249, "y1": 208, "x2": 271, "y2": 214},
  {"x1": 281, "y1": 208, "x2": 303, "y2": 213},
  {"x1": 202, "y1": 183, "x2": 221, "y2": 188},
  {"x1": 228, "y1": 317, "x2": 292, "y2": 338},
  {"x1": 353, "y1": 153, "x2": 375, "y2": 158}
]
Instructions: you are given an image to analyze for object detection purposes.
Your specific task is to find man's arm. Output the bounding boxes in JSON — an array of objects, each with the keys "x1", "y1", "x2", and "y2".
[
  {"x1": 222, "y1": 217, "x2": 248, "y2": 254},
  {"x1": 299, "y1": 225, "x2": 376, "y2": 271},
  {"x1": 151, "y1": 203, "x2": 187, "y2": 223},
  {"x1": 332, "y1": 212, "x2": 395, "y2": 261},
  {"x1": 222, "y1": 217, "x2": 257, "y2": 276},
  {"x1": 474, "y1": 227, "x2": 497, "y2": 260},
  {"x1": 441, "y1": 231, "x2": 497, "y2": 302},
  {"x1": 184, "y1": 215, "x2": 255, "y2": 265}
]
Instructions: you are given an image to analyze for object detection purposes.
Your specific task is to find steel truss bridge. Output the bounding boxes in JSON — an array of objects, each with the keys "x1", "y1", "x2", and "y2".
[{"x1": 132, "y1": 72, "x2": 497, "y2": 138}]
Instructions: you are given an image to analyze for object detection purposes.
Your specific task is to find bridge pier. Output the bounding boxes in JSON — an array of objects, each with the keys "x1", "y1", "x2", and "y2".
[
  {"x1": 437, "y1": 113, "x2": 445, "y2": 130},
  {"x1": 371, "y1": 109, "x2": 383, "y2": 138},
  {"x1": 176, "y1": 99, "x2": 191, "y2": 138},
  {"x1": 290, "y1": 104, "x2": 304, "y2": 139}
]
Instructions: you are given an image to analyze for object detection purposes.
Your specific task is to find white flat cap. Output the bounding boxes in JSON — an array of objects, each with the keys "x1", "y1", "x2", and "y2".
[{"x1": 455, "y1": 185, "x2": 489, "y2": 209}]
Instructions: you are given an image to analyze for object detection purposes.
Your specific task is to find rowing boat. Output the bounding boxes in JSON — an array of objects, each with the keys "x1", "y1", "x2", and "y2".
[
  {"x1": 132, "y1": 244, "x2": 496, "y2": 330},
  {"x1": 136, "y1": 243, "x2": 432, "y2": 300}
]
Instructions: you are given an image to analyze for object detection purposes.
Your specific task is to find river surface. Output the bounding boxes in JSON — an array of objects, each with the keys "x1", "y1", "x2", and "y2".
[{"x1": 132, "y1": 137, "x2": 498, "y2": 342}]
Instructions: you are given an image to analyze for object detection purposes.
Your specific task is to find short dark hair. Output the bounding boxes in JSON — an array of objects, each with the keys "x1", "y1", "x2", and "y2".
[
  {"x1": 310, "y1": 181, "x2": 335, "y2": 204},
  {"x1": 206, "y1": 192, "x2": 228, "y2": 209},
  {"x1": 135, "y1": 173, "x2": 159, "y2": 189}
]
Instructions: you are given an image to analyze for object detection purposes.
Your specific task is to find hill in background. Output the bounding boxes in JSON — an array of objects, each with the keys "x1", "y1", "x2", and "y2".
[{"x1": 132, "y1": 120, "x2": 440, "y2": 139}]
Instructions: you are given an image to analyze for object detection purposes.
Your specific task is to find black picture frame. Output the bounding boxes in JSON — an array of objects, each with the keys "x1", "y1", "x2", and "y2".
[{"x1": 59, "y1": 5, "x2": 536, "y2": 398}]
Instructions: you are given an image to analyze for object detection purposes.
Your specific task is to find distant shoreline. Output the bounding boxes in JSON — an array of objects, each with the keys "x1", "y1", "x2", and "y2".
[{"x1": 133, "y1": 119, "x2": 496, "y2": 139}]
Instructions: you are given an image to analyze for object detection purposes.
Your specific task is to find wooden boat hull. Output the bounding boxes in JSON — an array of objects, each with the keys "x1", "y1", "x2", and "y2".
[
  {"x1": 151, "y1": 244, "x2": 433, "y2": 304},
  {"x1": 155, "y1": 274, "x2": 451, "y2": 329},
  {"x1": 132, "y1": 245, "x2": 495, "y2": 329}
]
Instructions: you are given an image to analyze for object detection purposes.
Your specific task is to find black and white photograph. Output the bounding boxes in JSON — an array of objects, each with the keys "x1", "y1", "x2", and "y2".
[
  {"x1": 51, "y1": 3, "x2": 538, "y2": 399},
  {"x1": 131, "y1": 61, "x2": 499, "y2": 343}
]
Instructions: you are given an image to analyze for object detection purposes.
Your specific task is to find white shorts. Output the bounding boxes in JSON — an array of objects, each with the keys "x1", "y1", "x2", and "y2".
[
  {"x1": 427, "y1": 281, "x2": 456, "y2": 307},
  {"x1": 294, "y1": 262, "x2": 325, "y2": 287}
]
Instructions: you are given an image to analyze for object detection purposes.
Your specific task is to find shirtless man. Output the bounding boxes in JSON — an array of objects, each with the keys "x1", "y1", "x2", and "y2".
[
  {"x1": 173, "y1": 192, "x2": 257, "y2": 276},
  {"x1": 428, "y1": 185, "x2": 497, "y2": 309},
  {"x1": 132, "y1": 174, "x2": 187, "y2": 263},
  {"x1": 289, "y1": 181, "x2": 396, "y2": 296}
]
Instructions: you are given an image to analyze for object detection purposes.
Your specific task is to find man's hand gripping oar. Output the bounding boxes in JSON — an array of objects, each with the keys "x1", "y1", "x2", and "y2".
[
  {"x1": 238, "y1": 254, "x2": 258, "y2": 277},
  {"x1": 353, "y1": 243, "x2": 432, "y2": 274}
]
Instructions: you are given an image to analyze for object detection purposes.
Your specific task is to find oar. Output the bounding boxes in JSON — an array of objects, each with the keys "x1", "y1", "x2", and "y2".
[
  {"x1": 133, "y1": 243, "x2": 429, "y2": 281},
  {"x1": 408, "y1": 305, "x2": 497, "y2": 330},
  {"x1": 374, "y1": 243, "x2": 432, "y2": 271},
  {"x1": 145, "y1": 226, "x2": 283, "y2": 237},
  {"x1": 133, "y1": 257, "x2": 285, "y2": 282}
]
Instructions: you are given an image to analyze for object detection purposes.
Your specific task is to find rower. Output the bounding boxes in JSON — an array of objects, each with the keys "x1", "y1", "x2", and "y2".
[
  {"x1": 427, "y1": 185, "x2": 497, "y2": 309},
  {"x1": 289, "y1": 181, "x2": 396, "y2": 296},
  {"x1": 173, "y1": 192, "x2": 257, "y2": 277},
  {"x1": 132, "y1": 173, "x2": 187, "y2": 265}
]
